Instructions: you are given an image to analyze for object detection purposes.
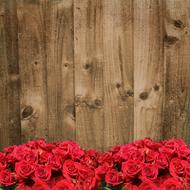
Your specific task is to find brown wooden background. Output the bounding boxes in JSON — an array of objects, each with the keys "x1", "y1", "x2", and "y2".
[{"x1": 0, "y1": 0, "x2": 190, "y2": 151}]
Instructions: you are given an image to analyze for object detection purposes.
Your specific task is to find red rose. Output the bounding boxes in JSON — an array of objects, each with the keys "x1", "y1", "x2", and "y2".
[
  {"x1": 48, "y1": 155, "x2": 62, "y2": 171},
  {"x1": 32, "y1": 179, "x2": 51, "y2": 190},
  {"x1": 78, "y1": 165, "x2": 94, "y2": 181},
  {"x1": 146, "y1": 150, "x2": 159, "y2": 163},
  {"x1": 141, "y1": 163, "x2": 158, "y2": 181},
  {"x1": 143, "y1": 138, "x2": 161, "y2": 150},
  {"x1": 71, "y1": 147, "x2": 84, "y2": 161},
  {"x1": 23, "y1": 150, "x2": 38, "y2": 164},
  {"x1": 39, "y1": 151, "x2": 52, "y2": 164},
  {"x1": 0, "y1": 153, "x2": 7, "y2": 170},
  {"x1": 160, "y1": 178, "x2": 182, "y2": 190},
  {"x1": 185, "y1": 162, "x2": 190, "y2": 177},
  {"x1": 3, "y1": 145, "x2": 16, "y2": 154},
  {"x1": 98, "y1": 152, "x2": 113, "y2": 167},
  {"x1": 122, "y1": 160, "x2": 141, "y2": 179},
  {"x1": 95, "y1": 165, "x2": 107, "y2": 180},
  {"x1": 177, "y1": 145, "x2": 190, "y2": 159},
  {"x1": 13, "y1": 146, "x2": 31, "y2": 161},
  {"x1": 38, "y1": 140, "x2": 56, "y2": 152},
  {"x1": 62, "y1": 160, "x2": 79, "y2": 179},
  {"x1": 155, "y1": 153, "x2": 168, "y2": 169},
  {"x1": 120, "y1": 145, "x2": 144, "y2": 161},
  {"x1": 15, "y1": 161, "x2": 35, "y2": 179},
  {"x1": 122, "y1": 183, "x2": 138, "y2": 190},
  {"x1": 34, "y1": 165, "x2": 51, "y2": 182},
  {"x1": 58, "y1": 140, "x2": 80, "y2": 154},
  {"x1": 15, "y1": 183, "x2": 32, "y2": 190},
  {"x1": 105, "y1": 169, "x2": 123, "y2": 186},
  {"x1": 52, "y1": 147, "x2": 68, "y2": 161},
  {"x1": 169, "y1": 158, "x2": 186, "y2": 178},
  {"x1": 0, "y1": 170, "x2": 16, "y2": 187},
  {"x1": 82, "y1": 176, "x2": 98, "y2": 190},
  {"x1": 52, "y1": 179, "x2": 74, "y2": 190},
  {"x1": 139, "y1": 181, "x2": 158, "y2": 190}
]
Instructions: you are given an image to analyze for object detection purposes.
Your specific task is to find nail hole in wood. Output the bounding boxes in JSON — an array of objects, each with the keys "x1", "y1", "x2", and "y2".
[
  {"x1": 64, "y1": 63, "x2": 68, "y2": 67},
  {"x1": 34, "y1": 61, "x2": 38, "y2": 65},
  {"x1": 139, "y1": 92, "x2": 149, "y2": 100},
  {"x1": 22, "y1": 106, "x2": 33, "y2": 119}
]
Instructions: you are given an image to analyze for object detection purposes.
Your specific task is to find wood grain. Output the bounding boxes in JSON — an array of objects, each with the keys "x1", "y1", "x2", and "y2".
[
  {"x1": 134, "y1": 0, "x2": 164, "y2": 141},
  {"x1": 102, "y1": 0, "x2": 134, "y2": 150},
  {"x1": 17, "y1": 0, "x2": 75, "y2": 143},
  {"x1": 17, "y1": 0, "x2": 48, "y2": 143},
  {"x1": 45, "y1": 0, "x2": 75, "y2": 142},
  {"x1": 1, "y1": 0, "x2": 190, "y2": 150},
  {"x1": 74, "y1": 0, "x2": 104, "y2": 150},
  {"x1": 163, "y1": 0, "x2": 190, "y2": 144},
  {"x1": 0, "y1": 0, "x2": 21, "y2": 150}
]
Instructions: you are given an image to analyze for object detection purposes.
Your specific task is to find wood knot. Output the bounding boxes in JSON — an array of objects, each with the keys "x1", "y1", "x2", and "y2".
[
  {"x1": 126, "y1": 90, "x2": 134, "y2": 97},
  {"x1": 164, "y1": 35, "x2": 179, "y2": 46},
  {"x1": 153, "y1": 84, "x2": 160, "y2": 91},
  {"x1": 116, "y1": 83, "x2": 121, "y2": 88},
  {"x1": 84, "y1": 63, "x2": 92, "y2": 70},
  {"x1": 94, "y1": 99, "x2": 102, "y2": 107},
  {"x1": 64, "y1": 63, "x2": 68, "y2": 67},
  {"x1": 65, "y1": 105, "x2": 75, "y2": 119},
  {"x1": 173, "y1": 20, "x2": 184, "y2": 28},
  {"x1": 22, "y1": 106, "x2": 33, "y2": 119},
  {"x1": 139, "y1": 91, "x2": 149, "y2": 100}
]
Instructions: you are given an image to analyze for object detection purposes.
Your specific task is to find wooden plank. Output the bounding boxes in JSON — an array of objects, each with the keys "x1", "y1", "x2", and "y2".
[
  {"x1": 0, "y1": 0, "x2": 21, "y2": 150},
  {"x1": 46, "y1": 0, "x2": 75, "y2": 142},
  {"x1": 134, "y1": 0, "x2": 164, "y2": 141},
  {"x1": 163, "y1": 0, "x2": 190, "y2": 144},
  {"x1": 74, "y1": 0, "x2": 104, "y2": 150},
  {"x1": 102, "y1": 0, "x2": 134, "y2": 150},
  {"x1": 17, "y1": 0, "x2": 48, "y2": 143},
  {"x1": 17, "y1": 0, "x2": 75, "y2": 143}
]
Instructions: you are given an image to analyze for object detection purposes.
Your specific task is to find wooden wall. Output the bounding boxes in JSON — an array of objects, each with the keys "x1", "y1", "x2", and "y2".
[{"x1": 0, "y1": 0, "x2": 190, "y2": 151}]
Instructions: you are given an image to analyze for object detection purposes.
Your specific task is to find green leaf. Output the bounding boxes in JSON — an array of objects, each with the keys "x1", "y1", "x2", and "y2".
[
  {"x1": 0, "y1": 187, "x2": 3, "y2": 190},
  {"x1": 99, "y1": 187, "x2": 112, "y2": 190}
]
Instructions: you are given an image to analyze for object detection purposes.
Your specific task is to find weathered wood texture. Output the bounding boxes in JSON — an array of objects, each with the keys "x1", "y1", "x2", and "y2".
[
  {"x1": 0, "y1": 0, "x2": 21, "y2": 150},
  {"x1": 17, "y1": 0, "x2": 75, "y2": 143},
  {"x1": 163, "y1": 0, "x2": 190, "y2": 144},
  {"x1": 134, "y1": 0, "x2": 164, "y2": 141},
  {"x1": 0, "y1": 0, "x2": 190, "y2": 150}
]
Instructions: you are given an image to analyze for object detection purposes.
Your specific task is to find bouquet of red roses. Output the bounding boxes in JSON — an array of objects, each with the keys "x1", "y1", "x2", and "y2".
[{"x1": 0, "y1": 138, "x2": 190, "y2": 190}]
